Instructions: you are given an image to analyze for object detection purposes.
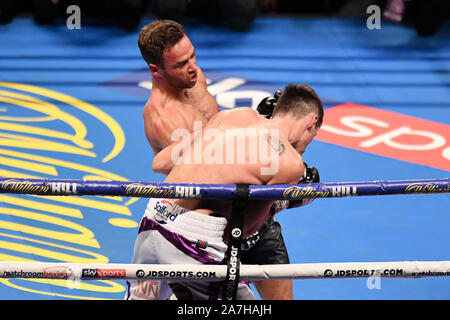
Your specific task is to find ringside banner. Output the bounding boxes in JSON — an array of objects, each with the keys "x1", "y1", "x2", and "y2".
[{"x1": 315, "y1": 103, "x2": 450, "y2": 172}]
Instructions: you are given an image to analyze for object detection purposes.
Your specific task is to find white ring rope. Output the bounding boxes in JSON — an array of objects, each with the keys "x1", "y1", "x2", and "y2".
[{"x1": 1, "y1": 261, "x2": 449, "y2": 281}]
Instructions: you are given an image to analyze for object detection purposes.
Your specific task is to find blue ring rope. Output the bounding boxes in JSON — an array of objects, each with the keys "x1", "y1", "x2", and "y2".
[{"x1": 0, "y1": 177, "x2": 448, "y2": 200}]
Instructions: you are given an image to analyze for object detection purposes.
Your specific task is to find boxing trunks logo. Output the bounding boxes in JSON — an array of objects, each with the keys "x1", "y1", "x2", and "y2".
[{"x1": 153, "y1": 200, "x2": 178, "y2": 224}]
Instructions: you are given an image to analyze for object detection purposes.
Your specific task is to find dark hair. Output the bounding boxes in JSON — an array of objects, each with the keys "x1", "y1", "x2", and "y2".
[
  {"x1": 138, "y1": 20, "x2": 186, "y2": 66},
  {"x1": 273, "y1": 84, "x2": 324, "y2": 128}
]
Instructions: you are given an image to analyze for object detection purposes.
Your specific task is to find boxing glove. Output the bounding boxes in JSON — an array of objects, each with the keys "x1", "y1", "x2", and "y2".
[
  {"x1": 272, "y1": 162, "x2": 320, "y2": 214},
  {"x1": 256, "y1": 90, "x2": 282, "y2": 119}
]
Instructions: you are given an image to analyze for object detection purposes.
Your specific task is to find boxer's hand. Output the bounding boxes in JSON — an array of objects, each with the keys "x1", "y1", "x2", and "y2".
[
  {"x1": 272, "y1": 162, "x2": 320, "y2": 214},
  {"x1": 298, "y1": 162, "x2": 320, "y2": 185},
  {"x1": 287, "y1": 162, "x2": 320, "y2": 209},
  {"x1": 256, "y1": 90, "x2": 282, "y2": 119}
]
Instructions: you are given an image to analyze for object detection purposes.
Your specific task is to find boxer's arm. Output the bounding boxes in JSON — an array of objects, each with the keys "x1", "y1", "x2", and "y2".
[
  {"x1": 272, "y1": 162, "x2": 320, "y2": 214},
  {"x1": 143, "y1": 108, "x2": 179, "y2": 155},
  {"x1": 152, "y1": 141, "x2": 178, "y2": 175},
  {"x1": 197, "y1": 67, "x2": 209, "y2": 87},
  {"x1": 287, "y1": 162, "x2": 320, "y2": 208},
  {"x1": 152, "y1": 130, "x2": 196, "y2": 175}
]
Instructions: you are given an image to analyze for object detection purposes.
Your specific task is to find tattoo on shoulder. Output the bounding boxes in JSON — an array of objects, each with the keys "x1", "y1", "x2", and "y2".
[{"x1": 264, "y1": 134, "x2": 285, "y2": 155}]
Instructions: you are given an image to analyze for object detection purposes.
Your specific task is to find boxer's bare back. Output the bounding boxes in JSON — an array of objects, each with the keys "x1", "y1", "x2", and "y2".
[{"x1": 153, "y1": 107, "x2": 305, "y2": 239}]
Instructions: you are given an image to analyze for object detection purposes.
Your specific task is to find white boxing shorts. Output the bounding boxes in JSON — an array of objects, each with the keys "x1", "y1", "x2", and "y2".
[{"x1": 125, "y1": 198, "x2": 254, "y2": 300}]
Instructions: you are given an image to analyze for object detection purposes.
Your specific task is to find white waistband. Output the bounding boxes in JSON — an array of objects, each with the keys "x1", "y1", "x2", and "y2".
[{"x1": 144, "y1": 198, "x2": 228, "y2": 243}]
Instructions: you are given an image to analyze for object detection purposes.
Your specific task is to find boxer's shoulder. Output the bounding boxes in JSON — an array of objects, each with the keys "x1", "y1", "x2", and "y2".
[{"x1": 213, "y1": 107, "x2": 257, "y2": 122}]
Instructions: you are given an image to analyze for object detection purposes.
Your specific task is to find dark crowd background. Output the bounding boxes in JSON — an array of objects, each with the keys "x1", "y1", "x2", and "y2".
[{"x1": 0, "y1": 0, "x2": 449, "y2": 36}]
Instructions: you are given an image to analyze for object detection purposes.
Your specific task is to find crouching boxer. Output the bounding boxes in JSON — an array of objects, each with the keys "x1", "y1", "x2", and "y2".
[{"x1": 240, "y1": 90, "x2": 320, "y2": 300}]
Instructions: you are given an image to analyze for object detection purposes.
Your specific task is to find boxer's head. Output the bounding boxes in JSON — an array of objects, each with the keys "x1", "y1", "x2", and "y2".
[
  {"x1": 138, "y1": 20, "x2": 198, "y2": 89},
  {"x1": 272, "y1": 84, "x2": 323, "y2": 154}
]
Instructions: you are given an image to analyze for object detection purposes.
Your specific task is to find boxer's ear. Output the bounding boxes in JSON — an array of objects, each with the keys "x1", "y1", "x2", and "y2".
[
  {"x1": 149, "y1": 63, "x2": 162, "y2": 78},
  {"x1": 306, "y1": 113, "x2": 319, "y2": 130}
]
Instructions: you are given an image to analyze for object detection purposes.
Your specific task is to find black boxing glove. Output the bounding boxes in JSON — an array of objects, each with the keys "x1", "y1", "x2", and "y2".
[
  {"x1": 272, "y1": 162, "x2": 320, "y2": 214},
  {"x1": 298, "y1": 162, "x2": 320, "y2": 185},
  {"x1": 287, "y1": 162, "x2": 320, "y2": 208},
  {"x1": 256, "y1": 90, "x2": 283, "y2": 119}
]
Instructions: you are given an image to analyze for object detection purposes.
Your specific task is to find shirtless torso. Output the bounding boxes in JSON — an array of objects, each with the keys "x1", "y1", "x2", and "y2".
[
  {"x1": 153, "y1": 107, "x2": 304, "y2": 239},
  {"x1": 143, "y1": 68, "x2": 219, "y2": 154}
]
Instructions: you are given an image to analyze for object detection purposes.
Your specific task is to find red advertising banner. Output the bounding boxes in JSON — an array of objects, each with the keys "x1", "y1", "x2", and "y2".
[{"x1": 315, "y1": 103, "x2": 450, "y2": 172}]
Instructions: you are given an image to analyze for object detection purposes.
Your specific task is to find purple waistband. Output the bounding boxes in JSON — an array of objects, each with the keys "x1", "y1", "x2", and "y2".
[{"x1": 139, "y1": 217, "x2": 223, "y2": 265}]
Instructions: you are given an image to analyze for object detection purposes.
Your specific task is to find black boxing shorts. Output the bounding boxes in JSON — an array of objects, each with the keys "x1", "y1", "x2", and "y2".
[{"x1": 240, "y1": 216, "x2": 290, "y2": 265}]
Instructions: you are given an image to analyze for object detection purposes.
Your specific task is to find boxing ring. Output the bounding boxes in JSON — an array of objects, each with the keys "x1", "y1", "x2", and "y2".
[
  {"x1": 0, "y1": 9, "x2": 448, "y2": 299},
  {"x1": 0, "y1": 177, "x2": 449, "y2": 299}
]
